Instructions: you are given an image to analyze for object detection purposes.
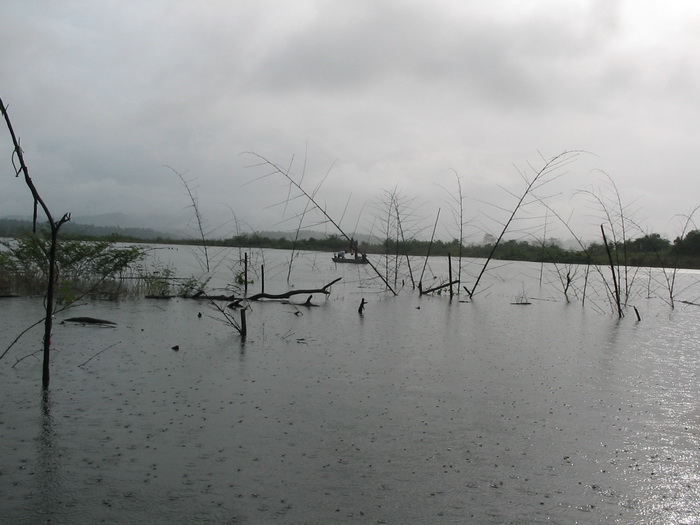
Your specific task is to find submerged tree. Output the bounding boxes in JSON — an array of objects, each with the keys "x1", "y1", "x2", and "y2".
[
  {"x1": 600, "y1": 223, "x2": 624, "y2": 318},
  {"x1": 246, "y1": 152, "x2": 397, "y2": 294},
  {"x1": 165, "y1": 165, "x2": 211, "y2": 272},
  {"x1": 442, "y1": 170, "x2": 471, "y2": 294},
  {"x1": 373, "y1": 186, "x2": 423, "y2": 290},
  {"x1": 577, "y1": 171, "x2": 644, "y2": 310},
  {"x1": 435, "y1": 169, "x2": 481, "y2": 295},
  {"x1": 466, "y1": 151, "x2": 580, "y2": 298},
  {"x1": 2, "y1": 96, "x2": 70, "y2": 389}
]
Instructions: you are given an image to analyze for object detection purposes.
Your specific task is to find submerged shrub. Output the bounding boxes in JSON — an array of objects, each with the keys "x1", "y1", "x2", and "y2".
[
  {"x1": 140, "y1": 264, "x2": 174, "y2": 297},
  {"x1": 1, "y1": 235, "x2": 147, "y2": 300}
]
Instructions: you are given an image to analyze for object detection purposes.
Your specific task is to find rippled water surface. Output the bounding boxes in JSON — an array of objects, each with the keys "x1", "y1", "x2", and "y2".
[{"x1": 2, "y1": 248, "x2": 700, "y2": 524}]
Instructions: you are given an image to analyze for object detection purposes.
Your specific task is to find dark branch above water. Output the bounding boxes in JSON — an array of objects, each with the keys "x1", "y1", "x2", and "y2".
[{"x1": 227, "y1": 277, "x2": 342, "y2": 308}]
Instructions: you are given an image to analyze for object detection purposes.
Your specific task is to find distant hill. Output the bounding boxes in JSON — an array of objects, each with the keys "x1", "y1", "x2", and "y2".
[
  {"x1": 0, "y1": 218, "x2": 173, "y2": 241},
  {"x1": 0, "y1": 217, "x2": 368, "y2": 244}
]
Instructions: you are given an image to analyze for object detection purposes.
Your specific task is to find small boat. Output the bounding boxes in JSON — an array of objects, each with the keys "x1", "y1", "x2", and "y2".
[{"x1": 332, "y1": 254, "x2": 369, "y2": 264}]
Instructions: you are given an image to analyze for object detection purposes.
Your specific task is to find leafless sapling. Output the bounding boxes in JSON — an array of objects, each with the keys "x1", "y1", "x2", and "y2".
[{"x1": 2, "y1": 96, "x2": 71, "y2": 389}]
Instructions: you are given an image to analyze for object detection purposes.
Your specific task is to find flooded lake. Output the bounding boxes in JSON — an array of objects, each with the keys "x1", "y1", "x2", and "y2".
[{"x1": 2, "y1": 247, "x2": 700, "y2": 524}]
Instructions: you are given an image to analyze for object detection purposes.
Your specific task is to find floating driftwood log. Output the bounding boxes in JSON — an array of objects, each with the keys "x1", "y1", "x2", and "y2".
[
  {"x1": 227, "y1": 277, "x2": 342, "y2": 308},
  {"x1": 62, "y1": 317, "x2": 117, "y2": 325}
]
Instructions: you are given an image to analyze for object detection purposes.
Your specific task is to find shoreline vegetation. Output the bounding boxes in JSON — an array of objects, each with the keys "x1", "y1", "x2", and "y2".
[{"x1": 3, "y1": 218, "x2": 700, "y2": 271}]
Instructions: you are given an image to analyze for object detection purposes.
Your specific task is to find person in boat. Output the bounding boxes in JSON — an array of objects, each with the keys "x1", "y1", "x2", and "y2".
[{"x1": 336, "y1": 250, "x2": 346, "y2": 259}]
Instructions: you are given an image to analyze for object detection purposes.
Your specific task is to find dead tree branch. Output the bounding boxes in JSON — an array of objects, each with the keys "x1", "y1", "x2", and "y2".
[
  {"x1": 420, "y1": 279, "x2": 460, "y2": 295},
  {"x1": 228, "y1": 277, "x2": 341, "y2": 307},
  {"x1": 78, "y1": 341, "x2": 122, "y2": 368}
]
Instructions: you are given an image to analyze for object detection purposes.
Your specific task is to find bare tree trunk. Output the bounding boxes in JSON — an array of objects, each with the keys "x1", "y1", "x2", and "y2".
[
  {"x1": 240, "y1": 309, "x2": 247, "y2": 337},
  {"x1": 43, "y1": 227, "x2": 60, "y2": 389},
  {"x1": 448, "y1": 253, "x2": 453, "y2": 298},
  {"x1": 244, "y1": 252, "x2": 248, "y2": 297}
]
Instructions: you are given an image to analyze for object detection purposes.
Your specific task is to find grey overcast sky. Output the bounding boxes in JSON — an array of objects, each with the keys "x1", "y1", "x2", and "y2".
[{"x1": 2, "y1": 0, "x2": 700, "y2": 242}]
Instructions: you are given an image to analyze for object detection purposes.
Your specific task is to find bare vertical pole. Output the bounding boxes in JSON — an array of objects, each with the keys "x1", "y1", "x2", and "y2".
[
  {"x1": 261, "y1": 264, "x2": 265, "y2": 294},
  {"x1": 244, "y1": 253, "x2": 248, "y2": 297},
  {"x1": 41, "y1": 226, "x2": 61, "y2": 389},
  {"x1": 240, "y1": 308, "x2": 247, "y2": 337}
]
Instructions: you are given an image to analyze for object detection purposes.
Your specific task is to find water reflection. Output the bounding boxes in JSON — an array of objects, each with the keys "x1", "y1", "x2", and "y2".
[{"x1": 36, "y1": 390, "x2": 63, "y2": 518}]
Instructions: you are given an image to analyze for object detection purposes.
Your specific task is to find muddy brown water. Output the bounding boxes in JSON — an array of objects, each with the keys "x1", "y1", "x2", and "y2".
[{"x1": 2, "y1": 248, "x2": 700, "y2": 523}]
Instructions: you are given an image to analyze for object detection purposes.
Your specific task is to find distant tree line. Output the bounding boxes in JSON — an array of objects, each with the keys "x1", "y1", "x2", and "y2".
[
  {"x1": 4, "y1": 218, "x2": 700, "y2": 269},
  {"x1": 179, "y1": 230, "x2": 700, "y2": 269}
]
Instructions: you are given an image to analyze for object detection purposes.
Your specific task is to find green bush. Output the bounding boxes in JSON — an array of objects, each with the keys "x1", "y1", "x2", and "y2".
[{"x1": 1, "y1": 235, "x2": 147, "y2": 300}]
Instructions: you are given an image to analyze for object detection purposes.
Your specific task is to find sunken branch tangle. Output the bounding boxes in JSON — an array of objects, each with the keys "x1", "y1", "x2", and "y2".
[
  {"x1": 227, "y1": 277, "x2": 342, "y2": 308},
  {"x1": 466, "y1": 151, "x2": 580, "y2": 299},
  {"x1": 247, "y1": 152, "x2": 397, "y2": 295},
  {"x1": 1, "y1": 95, "x2": 71, "y2": 390},
  {"x1": 533, "y1": 196, "x2": 620, "y2": 315}
]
